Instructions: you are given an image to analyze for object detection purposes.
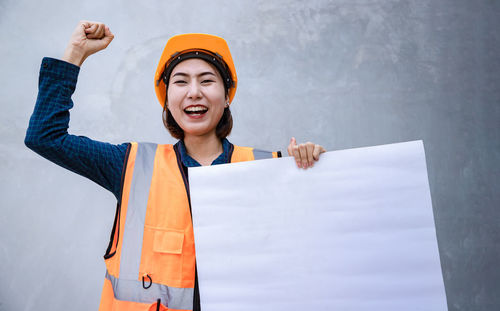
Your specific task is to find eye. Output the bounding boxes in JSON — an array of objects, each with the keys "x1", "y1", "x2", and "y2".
[
  {"x1": 173, "y1": 80, "x2": 187, "y2": 85},
  {"x1": 201, "y1": 79, "x2": 215, "y2": 84}
]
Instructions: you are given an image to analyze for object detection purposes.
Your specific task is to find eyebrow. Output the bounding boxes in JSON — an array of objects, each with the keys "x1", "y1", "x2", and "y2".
[{"x1": 172, "y1": 71, "x2": 216, "y2": 78}]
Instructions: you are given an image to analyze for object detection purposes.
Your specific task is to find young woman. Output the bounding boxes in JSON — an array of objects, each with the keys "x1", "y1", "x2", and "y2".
[{"x1": 25, "y1": 21, "x2": 326, "y2": 311}]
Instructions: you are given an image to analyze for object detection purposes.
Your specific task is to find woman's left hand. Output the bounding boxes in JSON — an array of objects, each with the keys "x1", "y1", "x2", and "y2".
[{"x1": 287, "y1": 137, "x2": 326, "y2": 169}]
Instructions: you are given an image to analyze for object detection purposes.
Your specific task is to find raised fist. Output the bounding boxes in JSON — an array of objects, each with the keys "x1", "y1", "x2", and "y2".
[{"x1": 62, "y1": 21, "x2": 114, "y2": 66}]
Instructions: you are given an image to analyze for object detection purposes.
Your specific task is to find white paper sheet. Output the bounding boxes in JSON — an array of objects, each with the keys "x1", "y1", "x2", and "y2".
[{"x1": 189, "y1": 141, "x2": 447, "y2": 311}]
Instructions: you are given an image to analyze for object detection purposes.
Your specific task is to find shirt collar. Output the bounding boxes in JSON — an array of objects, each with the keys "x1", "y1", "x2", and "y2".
[{"x1": 175, "y1": 138, "x2": 232, "y2": 167}]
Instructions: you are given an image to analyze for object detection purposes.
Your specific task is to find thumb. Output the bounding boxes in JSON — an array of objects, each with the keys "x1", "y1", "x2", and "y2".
[
  {"x1": 83, "y1": 22, "x2": 96, "y2": 33},
  {"x1": 287, "y1": 137, "x2": 297, "y2": 156}
]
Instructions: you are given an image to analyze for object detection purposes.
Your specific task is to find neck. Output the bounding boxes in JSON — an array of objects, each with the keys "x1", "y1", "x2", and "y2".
[{"x1": 183, "y1": 133, "x2": 223, "y2": 166}]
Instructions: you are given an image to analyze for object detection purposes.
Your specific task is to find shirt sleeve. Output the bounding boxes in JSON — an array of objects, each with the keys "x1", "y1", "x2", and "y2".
[{"x1": 25, "y1": 57, "x2": 129, "y2": 201}]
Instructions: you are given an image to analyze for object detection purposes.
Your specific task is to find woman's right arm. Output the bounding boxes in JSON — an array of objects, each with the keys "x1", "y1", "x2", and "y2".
[{"x1": 25, "y1": 21, "x2": 127, "y2": 200}]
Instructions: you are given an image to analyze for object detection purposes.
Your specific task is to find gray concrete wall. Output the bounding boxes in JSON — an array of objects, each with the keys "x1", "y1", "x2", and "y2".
[{"x1": 1, "y1": 0, "x2": 499, "y2": 310}]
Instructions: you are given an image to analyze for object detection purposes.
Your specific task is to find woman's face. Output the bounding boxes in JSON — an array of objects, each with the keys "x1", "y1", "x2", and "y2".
[{"x1": 167, "y1": 58, "x2": 228, "y2": 139}]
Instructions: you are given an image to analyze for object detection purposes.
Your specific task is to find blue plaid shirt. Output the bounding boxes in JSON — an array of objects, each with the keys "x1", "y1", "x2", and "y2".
[{"x1": 25, "y1": 57, "x2": 232, "y2": 200}]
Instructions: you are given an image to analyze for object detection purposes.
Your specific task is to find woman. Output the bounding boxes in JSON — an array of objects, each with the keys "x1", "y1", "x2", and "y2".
[{"x1": 25, "y1": 21, "x2": 325, "y2": 311}]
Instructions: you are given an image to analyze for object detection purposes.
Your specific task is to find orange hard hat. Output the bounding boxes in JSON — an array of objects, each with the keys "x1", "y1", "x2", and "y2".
[{"x1": 154, "y1": 33, "x2": 238, "y2": 107}]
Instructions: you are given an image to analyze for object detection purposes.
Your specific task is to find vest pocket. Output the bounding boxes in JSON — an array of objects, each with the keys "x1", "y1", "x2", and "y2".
[
  {"x1": 142, "y1": 226, "x2": 185, "y2": 285},
  {"x1": 153, "y1": 229, "x2": 184, "y2": 254}
]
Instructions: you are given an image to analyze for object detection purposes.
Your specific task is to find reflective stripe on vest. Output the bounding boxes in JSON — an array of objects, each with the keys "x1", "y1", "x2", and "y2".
[
  {"x1": 105, "y1": 270, "x2": 193, "y2": 309},
  {"x1": 120, "y1": 143, "x2": 156, "y2": 280},
  {"x1": 100, "y1": 142, "x2": 279, "y2": 311},
  {"x1": 252, "y1": 148, "x2": 274, "y2": 160}
]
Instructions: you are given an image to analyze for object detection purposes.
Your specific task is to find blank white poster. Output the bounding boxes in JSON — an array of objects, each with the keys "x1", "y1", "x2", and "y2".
[{"x1": 189, "y1": 141, "x2": 447, "y2": 311}]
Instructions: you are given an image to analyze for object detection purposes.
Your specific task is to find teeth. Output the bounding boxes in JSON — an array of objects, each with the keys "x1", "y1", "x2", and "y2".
[{"x1": 185, "y1": 106, "x2": 208, "y2": 112}]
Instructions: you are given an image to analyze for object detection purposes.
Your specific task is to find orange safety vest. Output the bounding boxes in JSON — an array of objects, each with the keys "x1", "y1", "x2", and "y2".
[{"x1": 99, "y1": 142, "x2": 280, "y2": 311}]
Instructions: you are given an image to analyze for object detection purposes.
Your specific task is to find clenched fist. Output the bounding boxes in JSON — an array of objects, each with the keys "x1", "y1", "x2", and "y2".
[{"x1": 62, "y1": 21, "x2": 114, "y2": 67}]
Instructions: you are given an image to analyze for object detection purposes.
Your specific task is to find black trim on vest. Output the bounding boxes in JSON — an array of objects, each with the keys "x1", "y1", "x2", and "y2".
[
  {"x1": 173, "y1": 144, "x2": 191, "y2": 211},
  {"x1": 103, "y1": 202, "x2": 121, "y2": 260},
  {"x1": 194, "y1": 265, "x2": 201, "y2": 311},
  {"x1": 173, "y1": 143, "x2": 201, "y2": 311},
  {"x1": 118, "y1": 143, "x2": 132, "y2": 204},
  {"x1": 227, "y1": 143, "x2": 235, "y2": 162},
  {"x1": 104, "y1": 143, "x2": 132, "y2": 259}
]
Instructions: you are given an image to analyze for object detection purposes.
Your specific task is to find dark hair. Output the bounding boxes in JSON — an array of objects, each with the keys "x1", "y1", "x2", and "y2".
[{"x1": 162, "y1": 104, "x2": 233, "y2": 140}]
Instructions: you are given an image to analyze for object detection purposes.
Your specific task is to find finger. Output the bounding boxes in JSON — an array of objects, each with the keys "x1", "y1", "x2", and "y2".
[
  {"x1": 292, "y1": 145, "x2": 301, "y2": 168},
  {"x1": 298, "y1": 143, "x2": 308, "y2": 169},
  {"x1": 312, "y1": 144, "x2": 326, "y2": 161},
  {"x1": 287, "y1": 137, "x2": 296, "y2": 156},
  {"x1": 84, "y1": 23, "x2": 97, "y2": 34},
  {"x1": 104, "y1": 25, "x2": 113, "y2": 37},
  {"x1": 72, "y1": 21, "x2": 89, "y2": 39},
  {"x1": 102, "y1": 26, "x2": 114, "y2": 46},
  {"x1": 80, "y1": 20, "x2": 91, "y2": 31},
  {"x1": 305, "y1": 142, "x2": 314, "y2": 167},
  {"x1": 95, "y1": 23, "x2": 105, "y2": 39},
  {"x1": 86, "y1": 23, "x2": 102, "y2": 39}
]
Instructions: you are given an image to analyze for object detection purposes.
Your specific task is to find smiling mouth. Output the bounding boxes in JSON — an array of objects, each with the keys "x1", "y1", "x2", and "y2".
[{"x1": 184, "y1": 106, "x2": 208, "y2": 115}]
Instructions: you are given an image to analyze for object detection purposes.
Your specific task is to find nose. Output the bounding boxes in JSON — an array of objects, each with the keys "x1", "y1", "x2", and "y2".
[{"x1": 187, "y1": 82, "x2": 202, "y2": 99}]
